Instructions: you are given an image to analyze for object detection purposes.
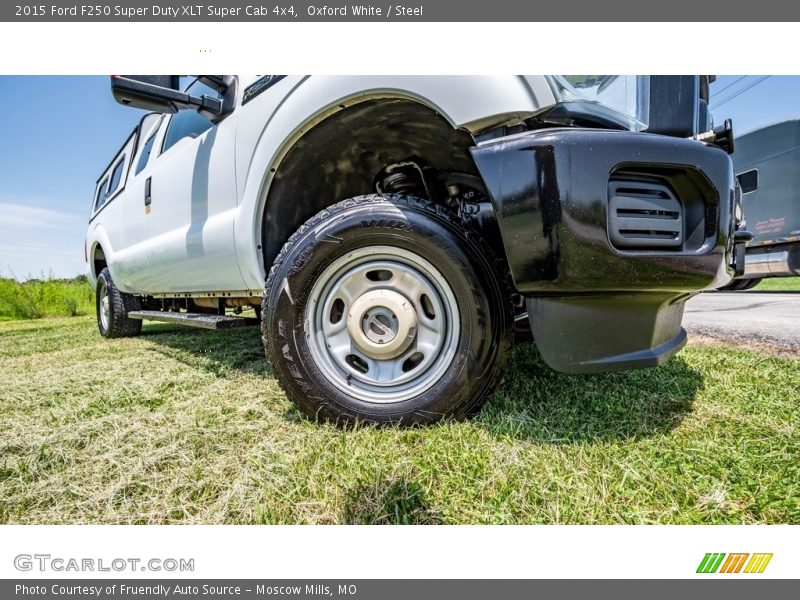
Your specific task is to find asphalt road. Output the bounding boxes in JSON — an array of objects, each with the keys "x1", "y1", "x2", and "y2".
[{"x1": 684, "y1": 292, "x2": 800, "y2": 351}]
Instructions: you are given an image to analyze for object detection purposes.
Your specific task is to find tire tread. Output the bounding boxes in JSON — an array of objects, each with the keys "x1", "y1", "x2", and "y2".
[{"x1": 97, "y1": 267, "x2": 142, "y2": 338}]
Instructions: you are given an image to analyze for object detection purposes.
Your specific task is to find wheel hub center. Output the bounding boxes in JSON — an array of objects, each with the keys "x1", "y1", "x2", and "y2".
[
  {"x1": 347, "y1": 289, "x2": 417, "y2": 359},
  {"x1": 363, "y1": 307, "x2": 399, "y2": 344}
]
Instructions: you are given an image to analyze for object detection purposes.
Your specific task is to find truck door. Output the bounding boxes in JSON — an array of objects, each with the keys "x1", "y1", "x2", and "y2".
[
  {"x1": 137, "y1": 78, "x2": 246, "y2": 294},
  {"x1": 113, "y1": 112, "x2": 163, "y2": 291}
]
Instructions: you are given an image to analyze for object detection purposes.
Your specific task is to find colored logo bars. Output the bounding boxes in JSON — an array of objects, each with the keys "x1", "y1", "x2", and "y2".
[{"x1": 696, "y1": 553, "x2": 773, "y2": 574}]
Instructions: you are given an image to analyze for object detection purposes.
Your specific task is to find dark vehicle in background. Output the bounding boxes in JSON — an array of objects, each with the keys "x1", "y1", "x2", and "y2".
[{"x1": 722, "y1": 119, "x2": 800, "y2": 290}]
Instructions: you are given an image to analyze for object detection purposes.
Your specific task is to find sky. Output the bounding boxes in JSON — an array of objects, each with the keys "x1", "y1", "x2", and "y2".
[
  {"x1": 0, "y1": 76, "x2": 144, "y2": 279},
  {"x1": 1, "y1": 75, "x2": 799, "y2": 279}
]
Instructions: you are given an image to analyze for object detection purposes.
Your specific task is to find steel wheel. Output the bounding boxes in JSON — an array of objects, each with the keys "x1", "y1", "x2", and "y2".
[
  {"x1": 306, "y1": 246, "x2": 460, "y2": 403},
  {"x1": 98, "y1": 279, "x2": 111, "y2": 332}
]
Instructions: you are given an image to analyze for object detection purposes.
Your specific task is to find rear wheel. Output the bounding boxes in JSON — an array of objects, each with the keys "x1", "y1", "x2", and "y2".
[
  {"x1": 263, "y1": 194, "x2": 513, "y2": 425},
  {"x1": 96, "y1": 268, "x2": 142, "y2": 338}
]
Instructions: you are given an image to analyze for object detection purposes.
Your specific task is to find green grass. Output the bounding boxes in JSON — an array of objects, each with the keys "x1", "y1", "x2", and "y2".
[
  {"x1": 0, "y1": 276, "x2": 94, "y2": 321},
  {"x1": 0, "y1": 316, "x2": 797, "y2": 524},
  {"x1": 754, "y1": 276, "x2": 800, "y2": 292}
]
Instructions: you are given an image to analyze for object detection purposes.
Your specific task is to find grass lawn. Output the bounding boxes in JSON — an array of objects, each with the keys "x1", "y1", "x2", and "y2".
[
  {"x1": 0, "y1": 316, "x2": 797, "y2": 524},
  {"x1": 754, "y1": 276, "x2": 800, "y2": 292}
]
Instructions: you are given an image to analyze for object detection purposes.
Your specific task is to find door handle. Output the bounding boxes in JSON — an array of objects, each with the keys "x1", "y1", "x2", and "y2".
[{"x1": 144, "y1": 177, "x2": 152, "y2": 207}]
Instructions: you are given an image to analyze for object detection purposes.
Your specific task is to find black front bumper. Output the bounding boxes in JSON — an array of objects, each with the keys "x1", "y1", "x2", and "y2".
[{"x1": 471, "y1": 128, "x2": 739, "y2": 373}]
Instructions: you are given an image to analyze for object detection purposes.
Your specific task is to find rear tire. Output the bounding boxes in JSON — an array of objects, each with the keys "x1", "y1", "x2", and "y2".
[
  {"x1": 96, "y1": 268, "x2": 142, "y2": 338},
  {"x1": 718, "y1": 277, "x2": 762, "y2": 291},
  {"x1": 262, "y1": 194, "x2": 513, "y2": 426}
]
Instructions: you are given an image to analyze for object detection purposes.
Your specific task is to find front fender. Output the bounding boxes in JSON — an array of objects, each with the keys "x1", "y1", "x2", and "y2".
[{"x1": 232, "y1": 75, "x2": 558, "y2": 289}]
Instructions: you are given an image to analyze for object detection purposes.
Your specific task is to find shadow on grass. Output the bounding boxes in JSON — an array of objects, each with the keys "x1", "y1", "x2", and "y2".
[
  {"x1": 478, "y1": 342, "x2": 703, "y2": 444},
  {"x1": 342, "y1": 476, "x2": 442, "y2": 524},
  {"x1": 139, "y1": 323, "x2": 702, "y2": 444},
  {"x1": 140, "y1": 322, "x2": 271, "y2": 377}
]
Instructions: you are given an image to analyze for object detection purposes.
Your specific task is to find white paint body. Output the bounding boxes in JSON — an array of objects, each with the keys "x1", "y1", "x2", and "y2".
[{"x1": 86, "y1": 76, "x2": 558, "y2": 295}]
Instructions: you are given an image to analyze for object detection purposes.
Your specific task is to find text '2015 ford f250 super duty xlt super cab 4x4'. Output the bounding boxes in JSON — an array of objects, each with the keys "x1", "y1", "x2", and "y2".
[{"x1": 87, "y1": 75, "x2": 749, "y2": 425}]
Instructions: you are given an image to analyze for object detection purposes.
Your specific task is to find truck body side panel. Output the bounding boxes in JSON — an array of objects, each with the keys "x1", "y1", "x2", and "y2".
[{"x1": 734, "y1": 119, "x2": 800, "y2": 245}]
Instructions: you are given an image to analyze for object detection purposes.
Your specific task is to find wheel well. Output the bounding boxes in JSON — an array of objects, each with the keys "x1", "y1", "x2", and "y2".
[
  {"x1": 261, "y1": 98, "x2": 480, "y2": 267},
  {"x1": 93, "y1": 245, "x2": 107, "y2": 279}
]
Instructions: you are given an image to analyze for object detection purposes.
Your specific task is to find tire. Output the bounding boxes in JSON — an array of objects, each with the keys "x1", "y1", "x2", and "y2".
[
  {"x1": 262, "y1": 194, "x2": 514, "y2": 426},
  {"x1": 96, "y1": 267, "x2": 142, "y2": 338},
  {"x1": 718, "y1": 277, "x2": 762, "y2": 291},
  {"x1": 737, "y1": 278, "x2": 762, "y2": 291}
]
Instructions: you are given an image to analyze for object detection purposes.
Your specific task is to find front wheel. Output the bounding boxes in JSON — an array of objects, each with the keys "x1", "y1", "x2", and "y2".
[
  {"x1": 96, "y1": 268, "x2": 142, "y2": 338},
  {"x1": 262, "y1": 194, "x2": 513, "y2": 425}
]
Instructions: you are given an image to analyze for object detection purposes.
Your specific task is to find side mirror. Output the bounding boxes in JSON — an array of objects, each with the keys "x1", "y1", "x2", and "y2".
[
  {"x1": 646, "y1": 75, "x2": 700, "y2": 137},
  {"x1": 110, "y1": 75, "x2": 224, "y2": 118}
]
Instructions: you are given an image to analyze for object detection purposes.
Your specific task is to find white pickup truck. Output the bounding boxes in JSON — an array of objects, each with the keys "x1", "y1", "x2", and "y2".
[{"x1": 87, "y1": 75, "x2": 748, "y2": 425}]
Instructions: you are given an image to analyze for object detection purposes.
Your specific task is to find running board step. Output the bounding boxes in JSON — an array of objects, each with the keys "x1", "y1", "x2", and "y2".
[{"x1": 128, "y1": 311, "x2": 260, "y2": 330}]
